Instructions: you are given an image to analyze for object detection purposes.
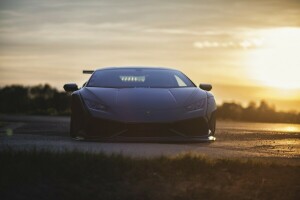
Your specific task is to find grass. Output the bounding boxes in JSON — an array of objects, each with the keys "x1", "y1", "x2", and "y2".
[{"x1": 0, "y1": 150, "x2": 299, "y2": 200}]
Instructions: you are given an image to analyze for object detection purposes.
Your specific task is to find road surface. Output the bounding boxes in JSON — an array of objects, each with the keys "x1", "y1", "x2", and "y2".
[{"x1": 0, "y1": 115, "x2": 299, "y2": 164}]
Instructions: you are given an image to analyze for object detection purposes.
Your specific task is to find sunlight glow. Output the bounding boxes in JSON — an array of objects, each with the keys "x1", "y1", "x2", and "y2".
[
  {"x1": 284, "y1": 126, "x2": 298, "y2": 132},
  {"x1": 246, "y1": 27, "x2": 300, "y2": 89}
]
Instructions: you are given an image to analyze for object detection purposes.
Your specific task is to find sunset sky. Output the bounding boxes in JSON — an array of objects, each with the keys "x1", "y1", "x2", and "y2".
[{"x1": 0, "y1": 0, "x2": 300, "y2": 111}]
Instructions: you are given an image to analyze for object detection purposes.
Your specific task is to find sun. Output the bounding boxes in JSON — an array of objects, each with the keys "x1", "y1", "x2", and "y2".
[{"x1": 246, "y1": 27, "x2": 300, "y2": 89}]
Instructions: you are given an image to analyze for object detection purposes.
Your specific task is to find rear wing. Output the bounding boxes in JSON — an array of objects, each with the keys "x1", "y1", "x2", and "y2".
[{"x1": 83, "y1": 70, "x2": 94, "y2": 74}]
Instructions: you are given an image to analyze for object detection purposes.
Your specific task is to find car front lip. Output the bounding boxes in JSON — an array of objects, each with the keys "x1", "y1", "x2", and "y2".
[
  {"x1": 81, "y1": 115, "x2": 211, "y2": 139},
  {"x1": 75, "y1": 135, "x2": 216, "y2": 143}
]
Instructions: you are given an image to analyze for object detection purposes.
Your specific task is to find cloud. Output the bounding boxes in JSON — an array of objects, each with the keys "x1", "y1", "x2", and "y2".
[
  {"x1": 194, "y1": 38, "x2": 263, "y2": 49},
  {"x1": 144, "y1": 28, "x2": 202, "y2": 36}
]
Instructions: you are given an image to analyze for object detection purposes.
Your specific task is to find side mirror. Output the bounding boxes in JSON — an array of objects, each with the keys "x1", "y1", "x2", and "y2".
[
  {"x1": 199, "y1": 83, "x2": 212, "y2": 91},
  {"x1": 64, "y1": 83, "x2": 78, "y2": 92}
]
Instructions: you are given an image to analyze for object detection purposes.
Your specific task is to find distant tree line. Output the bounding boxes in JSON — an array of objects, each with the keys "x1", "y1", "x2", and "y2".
[
  {"x1": 0, "y1": 84, "x2": 299, "y2": 123},
  {"x1": 0, "y1": 84, "x2": 71, "y2": 115},
  {"x1": 217, "y1": 101, "x2": 300, "y2": 124}
]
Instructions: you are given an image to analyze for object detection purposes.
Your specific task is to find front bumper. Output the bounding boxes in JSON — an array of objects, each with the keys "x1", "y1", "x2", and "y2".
[{"x1": 79, "y1": 115, "x2": 214, "y2": 142}]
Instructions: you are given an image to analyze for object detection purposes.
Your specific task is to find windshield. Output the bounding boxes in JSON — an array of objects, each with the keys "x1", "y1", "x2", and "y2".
[{"x1": 87, "y1": 68, "x2": 195, "y2": 88}]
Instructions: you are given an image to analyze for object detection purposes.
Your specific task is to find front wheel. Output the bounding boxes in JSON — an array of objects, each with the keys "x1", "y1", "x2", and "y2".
[
  {"x1": 70, "y1": 96, "x2": 86, "y2": 139},
  {"x1": 70, "y1": 112, "x2": 87, "y2": 140},
  {"x1": 209, "y1": 111, "x2": 216, "y2": 136},
  {"x1": 70, "y1": 116, "x2": 78, "y2": 138}
]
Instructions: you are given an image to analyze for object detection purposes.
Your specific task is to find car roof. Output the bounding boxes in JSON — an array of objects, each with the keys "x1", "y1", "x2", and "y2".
[{"x1": 95, "y1": 66, "x2": 179, "y2": 72}]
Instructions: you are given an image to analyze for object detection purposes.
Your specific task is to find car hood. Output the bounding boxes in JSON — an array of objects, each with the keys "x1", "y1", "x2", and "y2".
[
  {"x1": 80, "y1": 87, "x2": 207, "y2": 122},
  {"x1": 81, "y1": 87, "x2": 206, "y2": 109}
]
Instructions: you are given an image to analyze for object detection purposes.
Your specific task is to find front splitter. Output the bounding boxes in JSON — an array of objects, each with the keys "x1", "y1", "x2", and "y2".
[{"x1": 74, "y1": 135, "x2": 216, "y2": 143}]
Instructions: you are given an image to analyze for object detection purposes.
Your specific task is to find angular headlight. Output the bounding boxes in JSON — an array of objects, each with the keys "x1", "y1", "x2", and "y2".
[
  {"x1": 185, "y1": 98, "x2": 206, "y2": 111},
  {"x1": 84, "y1": 99, "x2": 107, "y2": 111}
]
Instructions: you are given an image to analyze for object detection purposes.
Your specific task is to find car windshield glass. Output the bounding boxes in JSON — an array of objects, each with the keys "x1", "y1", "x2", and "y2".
[{"x1": 87, "y1": 69, "x2": 195, "y2": 88}]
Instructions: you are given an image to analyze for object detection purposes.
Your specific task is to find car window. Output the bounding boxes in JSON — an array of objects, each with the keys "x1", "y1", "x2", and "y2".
[
  {"x1": 174, "y1": 75, "x2": 187, "y2": 87},
  {"x1": 87, "y1": 69, "x2": 195, "y2": 88}
]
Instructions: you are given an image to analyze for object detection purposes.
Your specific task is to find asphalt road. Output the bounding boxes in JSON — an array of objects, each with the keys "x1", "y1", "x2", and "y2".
[{"x1": 0, "y1": 115, "x2": 299, "y2": 164}]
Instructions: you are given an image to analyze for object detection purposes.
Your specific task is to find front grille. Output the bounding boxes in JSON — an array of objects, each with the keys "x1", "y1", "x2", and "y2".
[
  {"x1": 121, "y1": 123, "x2": 175, "y2": 137},
  {"x1": 85, "y1": 116, "x2": 209, "y2": 137},
  {"x1": 172, "y1": 117, "x2": 209, "y2": 136},
  {"x1": 86, "y1": 117, "x2": 126, "y2": 137}
]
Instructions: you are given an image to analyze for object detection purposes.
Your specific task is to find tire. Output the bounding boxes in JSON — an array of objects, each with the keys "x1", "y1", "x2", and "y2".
[
  {"x1": 70, "y1": 115, "x2": 78, "y2": 138},
  {"x1": 209, "y1": 111, "x2": 216, "y2": 136},
  {"x1": 70, "y1": 95, "x2": 85, "y2": 139}
]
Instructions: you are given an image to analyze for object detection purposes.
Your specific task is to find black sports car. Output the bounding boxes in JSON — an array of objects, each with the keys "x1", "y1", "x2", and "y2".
[{"x1": 64, "y1": 67, "x2": 217, "y2": 142}]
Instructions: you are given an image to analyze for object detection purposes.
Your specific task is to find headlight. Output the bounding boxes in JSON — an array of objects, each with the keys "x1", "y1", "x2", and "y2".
[
  {"x1": 84, "y1": 99, "x2": 107, "y2": 111},
  {"x1": 185, "y1": 98, "x2": 206, "y2": 111}
]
